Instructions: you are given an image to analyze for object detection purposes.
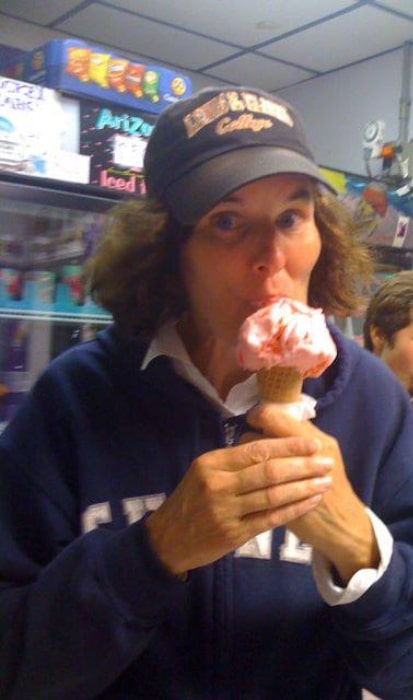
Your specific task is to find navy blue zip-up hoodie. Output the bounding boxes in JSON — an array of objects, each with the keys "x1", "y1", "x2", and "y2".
[{"x1": 1, "y1": 324, "x2": 413, "y2": 700}]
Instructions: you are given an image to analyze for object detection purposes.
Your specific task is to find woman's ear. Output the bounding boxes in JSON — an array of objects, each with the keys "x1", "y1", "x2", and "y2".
[{"x1": 369, "y1": 325, "x2": 385, "y2": 355}]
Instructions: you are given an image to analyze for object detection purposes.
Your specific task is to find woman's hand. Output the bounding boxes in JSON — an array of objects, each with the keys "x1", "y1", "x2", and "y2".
[
  {"x1": 146, "y1": 432, "x2": 333, "y2": 576},
  {"x1": 246, "y1": 403, "x2": 380, "y2": 584}
]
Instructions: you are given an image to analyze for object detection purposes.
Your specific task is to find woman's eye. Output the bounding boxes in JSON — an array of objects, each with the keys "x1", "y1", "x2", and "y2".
[
  {"x1": 276, "y1": 210, "x2": 302, "y2": 230},
  {"x1": 213, "y1": 213, "x2": 240, "y2": 232}
]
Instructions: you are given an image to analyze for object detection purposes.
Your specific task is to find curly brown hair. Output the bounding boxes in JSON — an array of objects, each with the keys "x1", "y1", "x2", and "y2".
[
  {"x1": 311, "y1": 189, "x2": 373, "y2": 313},
  {"x1": 87, "y1": 188, "x2": 373, "y2": 339}
]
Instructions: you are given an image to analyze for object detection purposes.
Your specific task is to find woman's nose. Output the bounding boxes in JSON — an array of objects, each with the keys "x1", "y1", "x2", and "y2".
[{"x1": 252, "y1": 231, "x2": 286, "y2": 275}]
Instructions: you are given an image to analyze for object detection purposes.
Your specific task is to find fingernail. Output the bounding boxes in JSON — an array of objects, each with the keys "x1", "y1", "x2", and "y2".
[
  {"x1": 314, "y1": 476, "x2": 332, "y2": 490},
  {"x1": 308, "y1": 494, "x2": 323, "y2": 506},
  {"x1": 314, "y1": 457, "x2": 334, "y2": 469},
  {"x1": 311, "y1": 438, "x2": 323, "y2": 451}
]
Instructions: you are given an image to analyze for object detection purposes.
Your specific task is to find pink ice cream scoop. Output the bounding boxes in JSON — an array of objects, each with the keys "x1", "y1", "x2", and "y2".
[{"x1": 237, "y1": 297, "x2": 337, "y2": 377}]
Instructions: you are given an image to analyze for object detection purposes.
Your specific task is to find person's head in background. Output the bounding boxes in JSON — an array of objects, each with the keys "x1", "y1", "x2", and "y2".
[{"x1": 363, "y1": 270, "x2": 413, "y2": 397}]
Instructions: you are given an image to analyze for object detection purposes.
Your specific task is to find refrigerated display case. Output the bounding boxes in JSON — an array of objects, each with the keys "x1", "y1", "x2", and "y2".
[{"x1": 0, "y1": 170, "x2": 127, "y2": 430}]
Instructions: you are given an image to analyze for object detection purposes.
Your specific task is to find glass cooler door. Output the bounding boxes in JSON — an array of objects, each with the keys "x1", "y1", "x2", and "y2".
[{"x1": 0, "y1": 173, "x2": 122, "y2": 431}]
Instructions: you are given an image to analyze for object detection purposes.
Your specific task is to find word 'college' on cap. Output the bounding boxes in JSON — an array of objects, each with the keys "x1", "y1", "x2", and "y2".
[{"x1": 144, "y1": 86, "x2": 335, "y2": 225}]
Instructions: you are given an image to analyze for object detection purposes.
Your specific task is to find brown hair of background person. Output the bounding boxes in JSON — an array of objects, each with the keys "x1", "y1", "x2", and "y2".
[
  {"x1": 363, "y1": 270, "x2": 413, "y2": 396},
  {"x1": 87, "y1": 189, "x2": 372, "y2": 340}
]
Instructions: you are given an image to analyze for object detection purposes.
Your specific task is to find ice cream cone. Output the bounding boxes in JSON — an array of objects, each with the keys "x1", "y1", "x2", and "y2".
[
  {"x1": 256, "y1": 366, "x2": 303, "y2": 403},
  {"x1": 237, "y1": 296, "x2": 337, "y2": 409}
]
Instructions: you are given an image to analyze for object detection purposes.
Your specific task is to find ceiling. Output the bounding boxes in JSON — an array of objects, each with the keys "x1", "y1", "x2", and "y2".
[{"x1": 1, "y1": 0, "x2": 413, "y2": 93}]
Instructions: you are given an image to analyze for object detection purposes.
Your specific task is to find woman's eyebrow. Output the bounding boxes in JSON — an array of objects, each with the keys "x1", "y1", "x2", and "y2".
[
  {"x1": 218, "y1": 185, "x2": 314, "y2": 206},
  {"x1": 287, "y1": 186, "x2": 313, "y2": 202}
]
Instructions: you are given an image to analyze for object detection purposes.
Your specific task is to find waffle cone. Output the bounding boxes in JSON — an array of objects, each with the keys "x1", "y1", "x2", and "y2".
[{"x1": 257, "y1": 366, "x2": 303, "y2": 403}]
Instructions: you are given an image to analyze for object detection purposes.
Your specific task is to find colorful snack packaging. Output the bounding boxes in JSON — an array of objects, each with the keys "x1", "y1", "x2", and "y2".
[
  {"x1": 108, "y1": 58, "x2": 129, "y2": 93},
  {"x1": 143, "y1": 70, "x2": 161, "y2": 103},
  {"x1": 125, "y1": 63, "x2": 145, "y2": 98},
  {"x1": 66, "y1": 47, "x2": 91, "y2": 82},
  {"x1": 89, "y1": 52, "x2": 111, "y2": 88}
]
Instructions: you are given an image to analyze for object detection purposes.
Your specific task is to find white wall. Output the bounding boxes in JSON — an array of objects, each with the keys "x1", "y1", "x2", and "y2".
[{"x1": 279, "y1": 47, "x2": 412, "y2": 176}]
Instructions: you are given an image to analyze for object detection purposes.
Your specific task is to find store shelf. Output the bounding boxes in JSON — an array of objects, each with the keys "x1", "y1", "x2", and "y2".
[{"x1": 0, "y1": 307, "x2": 111, "y2": 324}]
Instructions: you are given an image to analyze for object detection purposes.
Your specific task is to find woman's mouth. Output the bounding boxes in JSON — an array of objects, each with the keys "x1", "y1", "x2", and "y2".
[{"x1": 248, "y1": 294, "x2": 284, "y2": 310}]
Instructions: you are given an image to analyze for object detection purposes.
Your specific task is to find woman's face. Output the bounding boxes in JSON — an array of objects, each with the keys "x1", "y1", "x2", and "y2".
[{"x1": 180, "y1": 174, "x2": 322, "y2": 345}]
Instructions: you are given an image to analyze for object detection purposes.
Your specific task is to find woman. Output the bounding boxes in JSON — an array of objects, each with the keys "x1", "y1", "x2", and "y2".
[{"x1": 1, "y1": 86, "x2": 412, "y2": 700}]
